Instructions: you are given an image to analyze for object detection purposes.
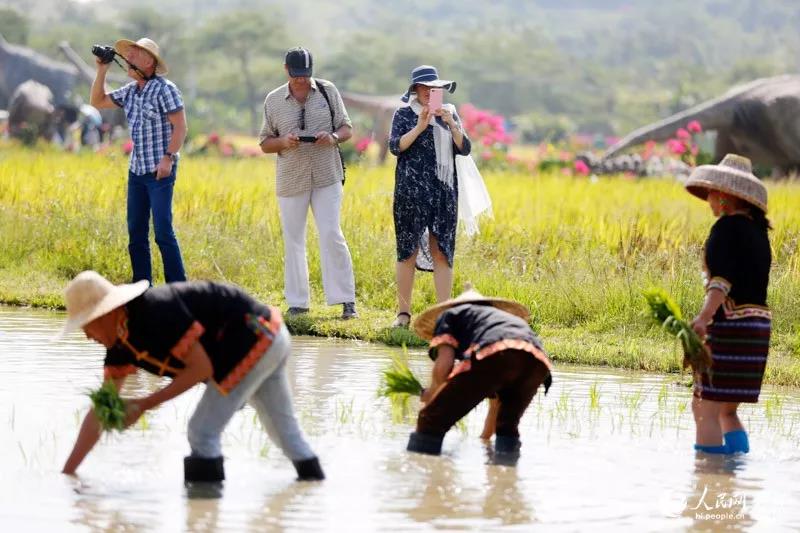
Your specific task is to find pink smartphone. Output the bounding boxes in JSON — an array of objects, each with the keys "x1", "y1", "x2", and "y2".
[{"x1": 428, "y1": 88, "x2": 444, "y2": 112}]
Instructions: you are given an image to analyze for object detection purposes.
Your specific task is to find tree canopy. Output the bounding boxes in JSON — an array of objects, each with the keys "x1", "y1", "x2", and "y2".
[{"x1": 2, "y1": 0, "x2": 798, "y2": 139}]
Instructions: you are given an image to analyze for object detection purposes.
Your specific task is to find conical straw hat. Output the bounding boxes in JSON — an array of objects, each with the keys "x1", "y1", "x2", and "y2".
[
  {"x1": 55, "y1": 271, "x2": 148, "y2": 339},
  {"x1": 413, "y1": 287, "x2": 530, "y2": 341},
  {"x1": 684, "y1": 153, "x2": 768, "y2": 212}
]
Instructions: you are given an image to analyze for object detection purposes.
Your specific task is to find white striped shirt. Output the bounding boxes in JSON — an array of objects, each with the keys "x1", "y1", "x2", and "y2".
[{"x1": 258, "y1": 78, "x2": 351, "y2": 197}]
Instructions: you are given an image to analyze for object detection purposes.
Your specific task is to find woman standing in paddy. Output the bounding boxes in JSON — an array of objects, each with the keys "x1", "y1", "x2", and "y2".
[
  {"x1": 685, "y1": 154, "x2": 772, "y2": 455},
  {"x1": 388, "y1": 65, "x2": 472, "y2": 328}
]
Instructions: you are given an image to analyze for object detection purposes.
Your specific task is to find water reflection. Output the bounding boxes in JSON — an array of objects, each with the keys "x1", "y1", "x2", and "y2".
[{"x1": 2, "y1": 305, "x2": 800, "y2": 531}]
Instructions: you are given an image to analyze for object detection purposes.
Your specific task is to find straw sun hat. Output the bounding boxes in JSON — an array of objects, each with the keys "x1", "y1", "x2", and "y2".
[
  {"x1": 114, "y1": 37, "x2": 168, "y2": 75},
  {"x1": 56, "y1": 271, "x2": 149, "y2": 338},
  {"x1": 684, "y1": 153, "x2": 768, "y2": 213},
  {"x1": 413, "y1": 287, "x2": 530, "y2": 341}
]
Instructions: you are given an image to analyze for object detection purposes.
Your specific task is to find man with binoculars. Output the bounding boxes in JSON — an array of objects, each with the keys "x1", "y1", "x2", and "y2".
[{"x1": 90, "y1": 37, "x2": 188, "y2": 285}]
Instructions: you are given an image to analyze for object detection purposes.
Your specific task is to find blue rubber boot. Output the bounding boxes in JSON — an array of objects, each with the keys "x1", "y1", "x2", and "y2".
[
  {"x1": 693, "y1": 443, "x2": 729, "y2": 454},
  {"x1": 724, "y1": 430, "x2": 750, "y2": 454},
  {"x1": 407, "y1": 432, "x2": 443, "y2": 455}
]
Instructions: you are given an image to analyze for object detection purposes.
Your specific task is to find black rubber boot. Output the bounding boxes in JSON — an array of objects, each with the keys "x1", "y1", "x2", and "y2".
[
  {"x1": 406, "y1": 432, "x2": 443, "y2": 455},
  {"x1": 293, "y1": 456, "x2": 325, "y2": 481},
  {"x1": 494, "y1": 435, "x2": 521, "y2": 454},
  {"x1": 184, "y1": 455, "x2": 225, "y2": 482}
]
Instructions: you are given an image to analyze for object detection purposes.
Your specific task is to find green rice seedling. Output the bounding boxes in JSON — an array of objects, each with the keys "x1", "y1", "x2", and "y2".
[
  {"x1": 643, "y1": 288, "x2": 712, "y2": 379},
  {"x1": 764, "y1": 394, "x2": 784, "y2": 424},
  {"x1": 88, "y1": 381, "x2": 127, "y2": 432},
  {"x1": 379, "y1": 352, "x2": 424, "y2": 399},
  {"x1": 335, "y1": 398, "x2": 355, "y2": 425},
  {"x1": 622, "y1": 390, "x2": 644, "y2": 413},
  {"x1": 389, "y1": 398, "x2": 416, "y2": 424},
  {"x1": 554, "y1": 390, "x2": 570, "y2": 419},
  {"x1": 588, "y1": 382, "x2": 601, "y2": 411},
  {"x1": 259, "y1": 443, "x2": 270, "y2": 458},
  {"x1": 378, "y1": 349, "x2": 425, "y2": 424},
  {"x1": 657, "y1": 383, "x2": 669, "y2": 410},
  {"x1": 17, "y1": 441, "x2": 27, "y2": 466}
]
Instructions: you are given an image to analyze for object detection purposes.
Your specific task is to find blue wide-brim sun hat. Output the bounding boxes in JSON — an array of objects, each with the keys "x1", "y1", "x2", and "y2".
[{"x1": 401, "y1": 65, "x2": 457, "y2": 102}]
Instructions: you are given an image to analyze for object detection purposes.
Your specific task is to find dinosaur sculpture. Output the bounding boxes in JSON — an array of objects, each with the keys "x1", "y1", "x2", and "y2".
[
  {"x1": 0, "y1": 32, "x2": 79, "y2": 109},
  {"x1": 604, "y1": 75, "x2": 800, "y2": 176},
  {"x1": 8, "y1": 79, "x2": 56, "y2": 140},
  {"x1": 340, "y1": 92, "x2": 400, "y2": 162}
]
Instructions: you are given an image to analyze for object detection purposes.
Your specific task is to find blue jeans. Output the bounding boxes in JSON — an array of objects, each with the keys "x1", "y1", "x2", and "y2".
[
  {"x1": 127, "y1": 168, "x2": 186, "y2": 283},
  {"x1": 187, "y1": 325, "x2": 316, "y2": 462}
]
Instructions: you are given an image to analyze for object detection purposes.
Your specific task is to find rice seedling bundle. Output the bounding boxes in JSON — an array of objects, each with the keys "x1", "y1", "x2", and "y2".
[
  {"x1": 643, "y1": 287, "x2": 712, "y2": 378},
  {"x1": 88, "y1": 381, "x2": 127, "y2": 432},
  {"x1": 379, "y1": 354, "x2": 423, "y2": 399}
]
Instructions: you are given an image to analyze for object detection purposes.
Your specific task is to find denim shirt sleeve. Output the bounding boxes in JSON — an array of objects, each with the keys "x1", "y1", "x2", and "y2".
[{"x1": 389, "y1": 107, "x2": 414, "y2": 157}]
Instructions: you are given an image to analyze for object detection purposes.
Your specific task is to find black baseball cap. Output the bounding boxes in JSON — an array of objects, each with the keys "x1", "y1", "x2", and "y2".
[{"x1": 285, "y1": 47, "x2": 313, "y2": 77}]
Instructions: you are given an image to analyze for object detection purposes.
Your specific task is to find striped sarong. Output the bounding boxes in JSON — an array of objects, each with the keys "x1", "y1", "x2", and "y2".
[{"x1": 694, "y1": 315, "x2": 771, "y2": 403}]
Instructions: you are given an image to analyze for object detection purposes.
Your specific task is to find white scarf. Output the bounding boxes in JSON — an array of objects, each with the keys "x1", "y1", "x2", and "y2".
[{"x1": 409, "y1": 97, "x2": 456, "y2": 188}]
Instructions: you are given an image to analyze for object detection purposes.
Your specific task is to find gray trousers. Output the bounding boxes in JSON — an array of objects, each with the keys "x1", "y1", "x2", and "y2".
[{"x1": 187, "y1": 324, "x2": 315, "y2": 461}]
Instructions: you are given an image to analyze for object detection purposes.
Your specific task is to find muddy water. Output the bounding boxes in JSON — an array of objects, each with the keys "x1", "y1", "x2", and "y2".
[{"x1": 1, "y1": 306, "x2": 799, "y2": 531}]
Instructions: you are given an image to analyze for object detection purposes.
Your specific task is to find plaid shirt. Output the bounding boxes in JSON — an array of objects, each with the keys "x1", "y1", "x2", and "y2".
[
  {"x1": 110, "y1": 77, "x2": 184, "y2": 175},
  {"x1": 258, "y1": 78, "x2": 351, "y2": 197}
]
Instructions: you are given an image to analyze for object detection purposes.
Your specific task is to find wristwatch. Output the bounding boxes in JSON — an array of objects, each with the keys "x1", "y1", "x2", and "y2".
[
  {"x1": 165, "y1": 151, "x2": 179, "y2": 162},
  {"x1": 330, "y1": 133, "x2": 340, "y2": 145}
]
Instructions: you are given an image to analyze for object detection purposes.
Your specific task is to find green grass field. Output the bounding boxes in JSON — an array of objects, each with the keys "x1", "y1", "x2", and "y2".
[{"x1": 2, "y1": 147, "x2": 799, "y2": 384}]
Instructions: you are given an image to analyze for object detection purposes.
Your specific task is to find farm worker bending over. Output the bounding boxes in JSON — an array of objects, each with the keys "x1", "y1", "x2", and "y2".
[
  {"x1": 407, "y1": 287, "x2": 553, "y2": 459},
  {"x1": 60, "y1": 271, "x2": 323, "y2": 483}
]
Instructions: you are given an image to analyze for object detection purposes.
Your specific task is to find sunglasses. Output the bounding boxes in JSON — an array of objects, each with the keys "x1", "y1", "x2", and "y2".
[{"x1": 299, "y1": 107, "x2": 305, "y2": 131}]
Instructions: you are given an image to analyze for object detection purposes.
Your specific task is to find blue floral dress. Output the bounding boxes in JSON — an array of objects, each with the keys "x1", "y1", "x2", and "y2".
[{"x1": 389, "y1": 107, "x2": 472, "y2": 271}]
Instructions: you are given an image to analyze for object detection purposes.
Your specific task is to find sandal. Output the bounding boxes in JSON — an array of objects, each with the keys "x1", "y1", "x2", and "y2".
[{"x1": 391, "y1": 311, "x2": 411, "y2": 328}]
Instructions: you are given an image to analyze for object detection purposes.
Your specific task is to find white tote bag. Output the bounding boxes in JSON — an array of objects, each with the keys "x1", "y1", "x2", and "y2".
[{"x1": 456, "y1": 154, "x2": 493, "y2": 237}]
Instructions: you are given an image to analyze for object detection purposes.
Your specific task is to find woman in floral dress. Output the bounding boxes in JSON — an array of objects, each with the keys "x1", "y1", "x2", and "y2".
[{"x1": 388, "y1": 65, "x2": 471, "y2": 328}]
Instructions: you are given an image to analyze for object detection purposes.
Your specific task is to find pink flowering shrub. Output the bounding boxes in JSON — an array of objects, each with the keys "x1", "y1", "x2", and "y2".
[
  {"x1": 663, "y1": 121, "x2": 710, "y2": 166},
  {"x1": 459, "y1": 104, "x2": 517, "y2": 170},
  {"x1": 574, "y1": 159, "x2": 590, "y2": 175},
  {"x1": 354, "y1": 136, "x2": 371, "y2": 154},
  {"x1": 687, "y1": 120, "x2": 702, "y2": 134}
]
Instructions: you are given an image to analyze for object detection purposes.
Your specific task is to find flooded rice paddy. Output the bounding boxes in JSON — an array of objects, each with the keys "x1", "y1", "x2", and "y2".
[{"x1": 1, "y1": 306, "x2": 800, "y2": 531}]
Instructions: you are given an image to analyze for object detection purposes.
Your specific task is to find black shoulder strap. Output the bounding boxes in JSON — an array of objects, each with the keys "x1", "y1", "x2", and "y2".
[
  {"x1": 313, "y1": 78, "x2": 346, "y2": 184},
  {"x1": 314, "y1": 78, "x2": 336, "y2": 132}
]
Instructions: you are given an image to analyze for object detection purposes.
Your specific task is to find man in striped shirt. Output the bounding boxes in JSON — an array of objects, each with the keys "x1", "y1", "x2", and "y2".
[
  {"x1": 90, "y1": 37, "x2": 187, "y2": 285},
  {"x1": 259, "y1": 47, "x2": 358, "y2": 319}
]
